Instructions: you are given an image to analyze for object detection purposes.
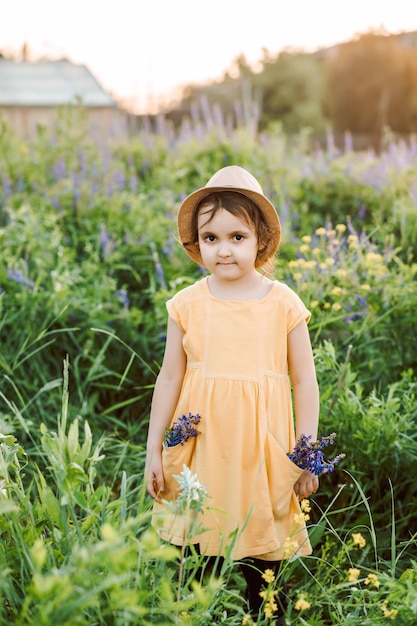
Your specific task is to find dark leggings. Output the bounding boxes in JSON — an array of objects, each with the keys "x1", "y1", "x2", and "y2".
[
  {"x1": 240, "y1": 557, "x2": 288, "y2": 618},
  {"x1": 184, "y1": 547, "x2": 287, "y2": 619}
]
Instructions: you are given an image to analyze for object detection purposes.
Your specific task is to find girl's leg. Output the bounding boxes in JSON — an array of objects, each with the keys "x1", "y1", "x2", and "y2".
[{"x1": 240, "y1": 557, "x2": 288, "y2": 620}]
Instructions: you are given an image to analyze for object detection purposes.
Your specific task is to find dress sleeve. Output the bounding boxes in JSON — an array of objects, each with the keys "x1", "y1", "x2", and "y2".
[
  {"x1": 166, "y1": 295, "x2": 185, "y2": 331},
  {"x1": 287, "y1": 290, "x2": 311, "y2": 333}
]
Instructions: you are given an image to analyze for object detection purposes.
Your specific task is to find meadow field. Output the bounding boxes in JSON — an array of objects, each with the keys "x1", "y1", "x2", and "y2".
[{"x1": 0, "y1": 108, "x2": 416, "y2": 624}]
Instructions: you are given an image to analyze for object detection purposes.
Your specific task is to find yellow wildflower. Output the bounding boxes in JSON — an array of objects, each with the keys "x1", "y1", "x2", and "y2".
[
  {"x1": 179, "y1": 611, "x2": 190, "y2": 620},
  {"x1": 283, "y1": 537, "x2": 299, "y2": 559},
  {"x1": 381, "y1": 601, "x2": 398, "y2": 620},
  {"x1": 241, "y1": 614, "x2": 253, "y2": 625},
  {"x1": 264, "y1": 600, "x2": 278, "y2": 619},
  {"x1": 288, "y1": 260, "x2": 300, "y2": 268},
  {"x1": 323, "y1": 302, "x2": 331, "y2": 309},
  {"x1": 295, "y1": 597, "x2": 311, "y2": 611},
  {"x1": 262, "y1": 589, "x2": 278, "y2": 618},
  {"x1": 296, "y1": 501, "x2": 310, "y2": 523},
  {"x1": 293, "y1": 512, "x2": 307, "y2": 526},
  {"x1": 304, "y1": 260, "x2": 317, "y2": 269},
  {"x1": 310, "y1": 300, "x2": 319, "y2": 308},
  {"x1": 319, "y1": 262, "x2": 328, "y2": 270},
  {"x1": 325, "y1": 257, "x2": 335, "y2": 266},
  {"x1": 352, "y1": 532, "x2": 366, "y2": 548},
  {"x1": 348, "y1": 235, "x2": 359, "y2": 248},
  {"x1": 300, "y1": 499, "x2": 311, "y2": 513},
  {"x1": 299, "y1": 244, "x2": 310, "y2": 254},
  {"x1": 360, "y1": 283, "x2": 371, "y2": 291},
  {"x1": 331, "y1": 286, "x2": 343, "y2": 296},
  {"x1": 312, "y1": 247, "x2": 321, "y2": 256},
  {"x1": 301, "y1": 235, "x2": 312, "y2": 243},
  {"x1": 332, "y1": 303, "x2": 342, "y2": 311},
  {"x1": 336, "y1": 223, "x2": 347, "y2": 233},
  {"x1": 293, "y1": 272, "x2": 302, "y2": 281},
  {"x1": 336, "y1": 268, "x2": 348, "y2": 278},
  {"x1": 365, "y1": 573, "x2": 380, "y2": 589},
  {"x1": 327, "y1": 229, "x2": 336, "y2": 238},
  {"x1": 261, "y1": 569, "x2": 275, "y2": 584},
  {"x1": 366, "y1": 252, "x2": 383, "y2": 264},
  {"x1": 315, "y1": 227, "x2": 327, "y2": 237},
  {"x1": 348, "y1": 567, "x2": 361, "y2": 583}
]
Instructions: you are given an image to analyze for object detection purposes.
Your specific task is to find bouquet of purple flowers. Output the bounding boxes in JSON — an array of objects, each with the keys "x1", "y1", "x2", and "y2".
[
  {"x1": 288, "y1": 433, "x2": 345, "y2": 476},
  {"x1": 163, "y1": 413, "x2": 201, "y2": 447}
]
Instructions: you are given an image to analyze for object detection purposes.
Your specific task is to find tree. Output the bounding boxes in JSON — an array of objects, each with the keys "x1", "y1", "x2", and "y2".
[
  {"x1": 253, "y1": 50, "x2": 327, "y2": 133},
  {"x1": 324, "y1": 32, "x2": 417, "y2": 134}
]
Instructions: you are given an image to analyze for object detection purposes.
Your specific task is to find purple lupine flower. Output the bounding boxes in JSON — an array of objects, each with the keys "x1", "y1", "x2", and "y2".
[
  {"x1": 7, "y1": 268, "x2": 35, "y2": 289},
  {"x1": 344, "y1": 312, "x2": 363, "y2": 323},
  {"x1": 80, "y1": 150, "x2": 87, "y2": 180},
  {"x1": 53, "y1": 157, "x2": 67, "y2": 181},
  {"x1": 155, "y1": 259, "x2": 166, "y2": 289},
  {"x1": 115, "y1": 289, "x2": 129, "y2": 308},
  {"x1": 163, "y1": 413, "x2": 201, "y2": 448},
  {"x1": 91, "y1": 179, "x2": 99, "y2": 196},
  {"x1": 356, "y1": 295, "x2": 367, "y2": 309},
  {"x1": 2, "y1": 174, "x2": 12, "y2": 197},
  {"x1": 50, "y1": 197, "x2": 62, "y2": 211},
  {"x1": 114, "y1": 169, "x2": 126, "y2": 191},
  {"x1": 100, "y1": 224, "x2": 114, "y2": 257},
  {"x1": 288, "y1": 433, "x2": 345, "y2": 475},
  {"x1": 358, "y1": 204, "x2": 367, "y2": 220},
  {"x1": 72, "y1": 171, "x2": 80, "y2": 205},
  {"x1": 162, "y1": 234, "x2": 175, "y2": 257},
  {"x1": 129, "y1": 175, "x2": 138, "y2": 194},
  {"x1": 151, "y1": 245, "x2": 167, "y2": 289},
  {"x1": 344, "y1": 131, "x2": 353, "y2": 153}
]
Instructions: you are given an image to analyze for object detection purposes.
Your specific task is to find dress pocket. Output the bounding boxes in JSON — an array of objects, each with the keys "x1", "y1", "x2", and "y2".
[
  {"x1": 161, "y1": 438, "x2": 196, "y2": 501},
  {"x1": 264, "y1": 432, "x2": 304, "y2": 520}
]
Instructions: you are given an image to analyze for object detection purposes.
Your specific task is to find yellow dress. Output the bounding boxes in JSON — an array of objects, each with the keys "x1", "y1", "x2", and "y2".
[{"x1": 152, "y1": 276, "x2": 312, "y2": 561}]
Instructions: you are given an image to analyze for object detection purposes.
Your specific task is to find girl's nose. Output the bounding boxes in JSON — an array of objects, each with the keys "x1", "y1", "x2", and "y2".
[{"x1": 218, "y1": 242, "x2": 232, "y2": 257}]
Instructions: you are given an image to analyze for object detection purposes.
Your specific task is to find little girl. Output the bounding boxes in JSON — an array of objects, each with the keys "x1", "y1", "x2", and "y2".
[{"x1": 145, "y1": 165, "x2": 319, "y2": 621}]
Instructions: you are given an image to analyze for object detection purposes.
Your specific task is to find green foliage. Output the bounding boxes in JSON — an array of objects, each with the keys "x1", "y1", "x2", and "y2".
[
  {"x1": 0, "y1": 110, "x2": 417, "y2": 624},
  {"x1": 255, "y1": 51, "x2": 327, "y2": 134},
  {"x1": 283, "y1": 224, "x2": 417, "y2": 388}
]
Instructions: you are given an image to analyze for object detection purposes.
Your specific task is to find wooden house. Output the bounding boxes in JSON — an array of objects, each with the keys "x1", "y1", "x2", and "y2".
[{"x1": 0, "y1": 59, "x2": 128, "y2": 139}]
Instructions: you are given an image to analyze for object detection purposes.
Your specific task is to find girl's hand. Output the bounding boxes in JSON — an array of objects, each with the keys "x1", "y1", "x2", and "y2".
[
  {"x1": 294, "y1": 469, "x2": 319, "y2": 500},
  {"x1": 145, "y1": 455, "x2": 165, "y2": 502}
]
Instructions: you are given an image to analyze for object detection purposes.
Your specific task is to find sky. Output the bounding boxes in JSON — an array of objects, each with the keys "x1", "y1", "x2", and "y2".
[{"x1": 2, "y1": 0, "x2": 417, "y2": 113}]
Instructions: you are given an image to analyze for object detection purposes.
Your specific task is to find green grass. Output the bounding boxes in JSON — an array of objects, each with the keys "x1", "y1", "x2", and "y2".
[{"x1": 0, "y1": 108, "x2": 416, "y2": 623}]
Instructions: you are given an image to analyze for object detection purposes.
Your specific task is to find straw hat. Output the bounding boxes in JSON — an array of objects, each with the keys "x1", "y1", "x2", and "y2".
[{"x1": 177, "y1": 165, "x2": 281, "y2": 267}]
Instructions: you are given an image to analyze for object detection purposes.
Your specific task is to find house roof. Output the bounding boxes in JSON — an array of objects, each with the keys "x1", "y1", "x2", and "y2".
[{"x1": 0, "y1": 60, "x2": 116, "y2": 107}]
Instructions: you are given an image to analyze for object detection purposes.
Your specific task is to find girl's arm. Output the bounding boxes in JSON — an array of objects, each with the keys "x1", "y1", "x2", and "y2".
[
  {"x1": 287, "y1": 320, "x2": 320, "y2": 499},
  {"x1": 145, "y1": 316, "x2": 186, "y2": 500}
]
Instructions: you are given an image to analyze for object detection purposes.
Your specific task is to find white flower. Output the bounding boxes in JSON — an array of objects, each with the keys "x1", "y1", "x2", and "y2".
[{"x1": 174, "y1": 465, "x2": 209, "y2": 508}]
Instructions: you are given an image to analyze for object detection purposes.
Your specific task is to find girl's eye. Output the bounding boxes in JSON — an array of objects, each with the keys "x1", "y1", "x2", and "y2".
[
  {"x1": 205, "y1": 235, "x2": 216, "y2": 242},
  {"x1": 234, "y1": 234, "x2": 244, "y2": 241}
]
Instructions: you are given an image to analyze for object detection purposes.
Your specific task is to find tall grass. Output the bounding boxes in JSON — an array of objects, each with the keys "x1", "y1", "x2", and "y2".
[{"x1": 0, "y1": 107, "x2": 416, "y2": 623}]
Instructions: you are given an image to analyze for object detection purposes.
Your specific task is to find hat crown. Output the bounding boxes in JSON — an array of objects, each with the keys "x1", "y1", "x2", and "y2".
[{"x1": 206, "y1": 166, "x2": 264, "y2": 195}]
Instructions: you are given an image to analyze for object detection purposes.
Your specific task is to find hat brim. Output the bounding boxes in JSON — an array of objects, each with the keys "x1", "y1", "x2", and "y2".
[{"x1": 177, "y1": 185, "x2": 281, "y2": 268}]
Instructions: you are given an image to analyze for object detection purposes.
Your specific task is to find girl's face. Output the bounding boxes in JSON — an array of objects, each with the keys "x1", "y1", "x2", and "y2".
[{"x1": 197, "y1": 206, "x2": 260, "y2": 280}]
